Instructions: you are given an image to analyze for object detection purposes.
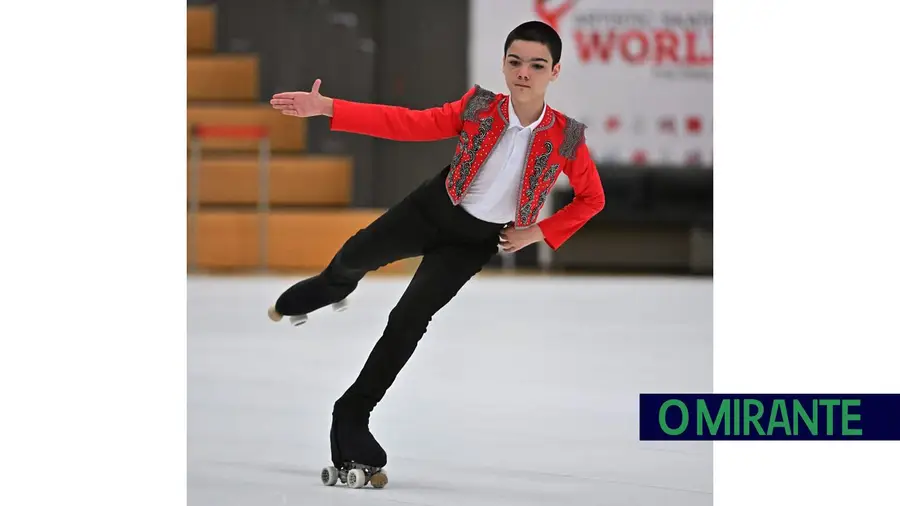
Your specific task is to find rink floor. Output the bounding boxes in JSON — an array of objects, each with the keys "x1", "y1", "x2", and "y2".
[{"x1": 187, "y1": 273, "x2": 713, "y2": 506}]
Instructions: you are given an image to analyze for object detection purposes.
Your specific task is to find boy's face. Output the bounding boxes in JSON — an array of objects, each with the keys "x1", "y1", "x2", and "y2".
[{"x1": 503, "y1": 40, "x2": 560, "y2": 101}]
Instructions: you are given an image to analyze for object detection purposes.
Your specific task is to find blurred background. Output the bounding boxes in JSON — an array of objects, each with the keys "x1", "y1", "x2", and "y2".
[
  {"x1": 186, "y1": 2, "x2": 713, "y2": 503},
  {"x1": 185, "y1": 0, "x2": 713, "y2": 277}
]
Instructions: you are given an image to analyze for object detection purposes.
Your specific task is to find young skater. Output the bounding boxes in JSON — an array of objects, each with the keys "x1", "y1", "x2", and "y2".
[{"x1": 268, "y1": 20, "x2": 605, "y2": 486}]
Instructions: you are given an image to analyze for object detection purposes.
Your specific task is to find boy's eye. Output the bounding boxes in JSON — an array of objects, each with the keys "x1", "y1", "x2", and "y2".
[
  {"x1": 508, "y1": 60, "x2": 520, "y2": 66},
  {"x1": 532, "y1": 64, "x2": 545, "y2": 70}
]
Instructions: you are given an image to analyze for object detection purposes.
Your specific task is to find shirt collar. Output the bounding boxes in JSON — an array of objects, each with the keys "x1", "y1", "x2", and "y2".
[{"x1": 507, "y1": 100, "x2": 547, "y2": 131}]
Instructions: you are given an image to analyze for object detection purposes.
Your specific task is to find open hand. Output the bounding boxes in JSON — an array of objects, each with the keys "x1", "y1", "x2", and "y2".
[
  {"x1": 270, "y1": 79, "x2": 332, "y2": 117},
  {"x1": 499, "y1": 225, "x2": 544, "y2": 253}
]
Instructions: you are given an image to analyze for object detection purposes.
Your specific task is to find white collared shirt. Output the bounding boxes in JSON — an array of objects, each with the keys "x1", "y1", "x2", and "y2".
[{"x1": 460, "y1": 101, "x2": 547, "y2": 224}]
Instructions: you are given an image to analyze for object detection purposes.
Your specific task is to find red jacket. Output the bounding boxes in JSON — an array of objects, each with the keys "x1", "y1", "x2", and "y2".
[{"x1": 329, "y1": 85, "x2": 605, "y2": 250}]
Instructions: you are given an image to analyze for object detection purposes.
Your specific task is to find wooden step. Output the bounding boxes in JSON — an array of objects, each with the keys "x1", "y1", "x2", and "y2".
[
  {"x1": 188, "y1": 55, "x2": 258, "y2": 101},
  {"x1": 187, "y1": 5, "x2": 216, "y2": 53},
  {"x1": 266, "y1": 210, "x2": 389, "y2": 271},
  {"x1": 187, "y1": 211, "x2": 260, "y2": 270},
  {"x1": 187, "y1": 210, "x2": 419, "y2": 272},
  {"x1": 187, "y1": 155, "x2": 353, "y2": 206},
  {"x1": 187, "y1": 105, "x2": 306, "y2": 152}
]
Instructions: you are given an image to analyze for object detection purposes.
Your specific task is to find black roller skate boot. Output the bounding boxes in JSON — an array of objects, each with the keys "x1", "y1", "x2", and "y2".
[
  {"x1": 268, "y1": 273, "x2": 350, "y2": 326},
  {"x1": 320, "y1": 399, "x2": 388, "y2": 489}
]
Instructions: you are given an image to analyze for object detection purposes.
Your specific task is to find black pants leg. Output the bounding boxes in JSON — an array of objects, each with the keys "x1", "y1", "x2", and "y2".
[
  {"x1": 333, "y1": 241, "x2": 497, "y2": 415},
  {"x1": 330, "y1": 239, "x2": 498, "y2": 467},
  {"x1": 273, "y1": 188, "x2": 437, "y2": 317}
]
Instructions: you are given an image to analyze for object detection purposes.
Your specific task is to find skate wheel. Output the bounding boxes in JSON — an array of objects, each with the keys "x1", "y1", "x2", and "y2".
[
  {"x1": 332, "y1": 299, "x2": 349, "y2": 312},
  {"x1": 289, "y1": 314, "x2": 308, "y2": 326},
  {"x1": 346, "y1": 468, "x2": 366, "y2": 489},
  {"x1": 267, "y1": 306, "x2": 282, "y2": 322},
  {"x1": 320, "y1": 466, "x2": 339, "y2": 486},
  {"x1": 369, "y1": 471, "x2": 388, "y2": 489}
]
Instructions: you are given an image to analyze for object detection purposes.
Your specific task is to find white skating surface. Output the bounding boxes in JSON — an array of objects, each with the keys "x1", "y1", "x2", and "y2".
[{"x1": 188, "y1": 274, "x2": 712, "y2": 506}]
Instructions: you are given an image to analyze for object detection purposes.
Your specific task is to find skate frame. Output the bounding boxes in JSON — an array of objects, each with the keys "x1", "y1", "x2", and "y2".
[{"x1": 322, "y1": 461, "x2": 387, "y2": 489}]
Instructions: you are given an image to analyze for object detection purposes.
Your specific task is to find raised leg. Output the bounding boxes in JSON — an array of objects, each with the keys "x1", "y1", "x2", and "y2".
[
  {"x1": 272, "y1": 192, "x2": 435, "y2": 319},
  {"x1": 330, "y1": 239, "x2": 497, "y2": 467}
]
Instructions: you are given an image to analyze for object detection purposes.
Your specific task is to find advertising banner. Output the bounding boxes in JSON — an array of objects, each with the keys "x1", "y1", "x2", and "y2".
[{"x1": 469, "y1": 0, "x2": 713, "y2": 167}]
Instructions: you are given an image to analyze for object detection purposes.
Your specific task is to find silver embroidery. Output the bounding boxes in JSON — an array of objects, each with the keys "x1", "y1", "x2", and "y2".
[
  {"x1": 453, "y1": 117, "x2": 493, "y2": 196},
  {"x1": 518, "y1": 141, "x2": 554, "y2": 224},
  {"x1": 542, "y1": 163, "x2": 561, "y2": 184},
  {"x1": 498, "y1": 97, "x2": 510, "y2": 127},
  {"x1": 462, "y1": 85, "x2": 496, "y2": 122},
  {"x1": 531, "y1": 163, "x2": 561, "y2": 223},
  {"x1": 450, "y1": 131, "x2": 469, "y2": 174},
  {"x1": 559, "y1": 116, "x2": 586, "y2": 160}
]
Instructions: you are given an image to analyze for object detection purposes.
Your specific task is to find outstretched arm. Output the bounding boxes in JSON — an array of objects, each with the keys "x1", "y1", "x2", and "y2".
[{"x1": 270, "y1": 80, "x2": 476, "y2": 142}]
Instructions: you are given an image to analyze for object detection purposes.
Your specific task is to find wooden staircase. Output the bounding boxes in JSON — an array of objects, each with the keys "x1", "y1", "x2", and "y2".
[{"x1": 186, "y1": 5, "x2": 415, "y2": 273}]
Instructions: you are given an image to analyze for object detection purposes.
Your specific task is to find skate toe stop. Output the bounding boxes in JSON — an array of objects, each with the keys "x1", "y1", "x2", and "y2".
[
  {"x1": 370, "y1": 471, "x2": 388, "y2": 489},
  {"x1": 267, "y1": 306, "x2": 283, "y2": 322}
]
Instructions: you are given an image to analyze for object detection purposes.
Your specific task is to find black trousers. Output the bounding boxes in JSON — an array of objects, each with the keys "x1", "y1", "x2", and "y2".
[{"x1": 275, "y1": 166, "x2": 506, "y2": 417}]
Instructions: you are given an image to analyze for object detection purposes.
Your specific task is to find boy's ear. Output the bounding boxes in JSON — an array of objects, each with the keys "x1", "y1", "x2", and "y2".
[{"x1": 551, "y1": 63, "x2": 561, "y2": 81}]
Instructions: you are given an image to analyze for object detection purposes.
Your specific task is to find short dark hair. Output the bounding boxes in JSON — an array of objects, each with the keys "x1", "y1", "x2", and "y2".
[{"x1": 503, "y1": 21, "x2": 562, "y2": 66}]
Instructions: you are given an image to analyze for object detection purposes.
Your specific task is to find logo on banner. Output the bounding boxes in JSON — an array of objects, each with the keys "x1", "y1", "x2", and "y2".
[
  {"x1": 658, "y1": 116, "x2": 677, "y2": 135},
  {"x1": 685, "y1": 115, "x2": 703, "y2": 134},
  {"x1": 685, "y1": 150, "x2": 703, "y2": 165},
  {"x1": 631, "y1": 150, "x2": 648, "y2": 165},
  {"x1": 534, "y1": 0, "x2": 578, "y2": 31},
  {"x1": 604, "y1": 115, "x2": 621, "y2": 133}
]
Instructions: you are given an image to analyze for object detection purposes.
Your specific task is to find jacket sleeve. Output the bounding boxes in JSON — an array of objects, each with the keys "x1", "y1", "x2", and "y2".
[
  {"x1": 329, "y1": 86, "x2": 478, "y2": 141},
  {"x1": 536, "y1": 141, "x2": 605, "y2": 250}
]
